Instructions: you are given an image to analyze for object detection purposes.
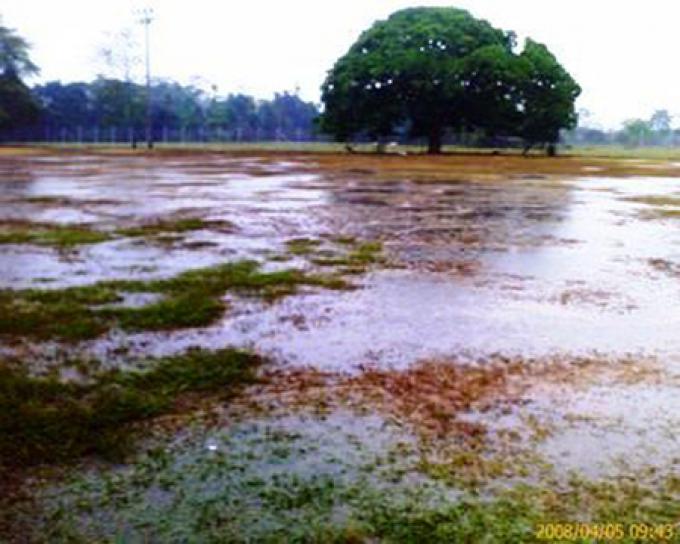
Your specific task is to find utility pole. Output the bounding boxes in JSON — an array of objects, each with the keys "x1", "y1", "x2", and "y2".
[{"x1": 138, "y1": 7, "x2": 154, "y2": 149}]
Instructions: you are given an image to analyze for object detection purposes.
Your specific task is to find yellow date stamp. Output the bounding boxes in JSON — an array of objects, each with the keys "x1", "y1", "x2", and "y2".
[{"x1": 535, "y1": 522, "x2": 676, "y2": 541}]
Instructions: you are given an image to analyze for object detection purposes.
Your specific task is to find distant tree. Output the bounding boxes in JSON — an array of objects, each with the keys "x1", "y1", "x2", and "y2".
[
  {"x1": 320, "y1": 7, "x2": 579, "y2": 155},
  {"x1": 649, "y1": 109, "x2": 672, "y2": 145},
  {"x1": 156, "y1": 82, "x2": 205, "y2": 130},
  {"x1": 255, "y1": 92, "x2": 318, "y2": 140},
  {"x1": 34, "y1": 82, "x2": 92, "y2": 127},
  {"x1": 0, "y1": 21, "x2": 40, "y2": 132},
  {"x1": 649, "y1": 109, "x2": 671, "y2": 132},
  {"x1": 97, "y1": 28, "x2": 142, "y2": 145},
  {"x1": 0, "y1": 21, "x2": 39, "y2": 77},
  {"x1": 567, "y1": 126, "x2": 609, "y2": 145},
  {"x1": 621, "y1": 119, "x2": 652, "y2": 147},
  {"x1": 90, "y1": 77, "x2": 144, "y2": 129},
  {"x1": 219, "y1": 94, "x2": 257, "y2": 139},
  {"x1": 0, "y1": 73, "x2": 40, "y2": 131}
]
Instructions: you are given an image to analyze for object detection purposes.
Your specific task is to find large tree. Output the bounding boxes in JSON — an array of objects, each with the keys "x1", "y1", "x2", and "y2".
[
  {"x1": 0, "y1": 20, "x2": 40, "y2": 132},
  {"x1": 320, "y1": 7, "x2": 580, "y2": 154}
]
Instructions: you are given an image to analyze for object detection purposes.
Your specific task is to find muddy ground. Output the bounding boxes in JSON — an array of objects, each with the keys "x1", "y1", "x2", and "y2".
[{"x1": 1, "y1": 148, "x2": 680, "y2": 542}]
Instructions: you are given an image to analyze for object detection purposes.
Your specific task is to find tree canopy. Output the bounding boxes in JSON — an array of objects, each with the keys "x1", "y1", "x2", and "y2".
[
  {"x1": 0, "y1": 20, "x2": 40, "y2": 131},
  {"x1": 320, "y1": 7, "x2": 580, "y2": 154}
]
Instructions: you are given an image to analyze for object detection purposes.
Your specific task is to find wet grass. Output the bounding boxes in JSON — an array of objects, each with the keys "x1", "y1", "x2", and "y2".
[
  {"x1": 0, "y1": 223, "x2": 112, "y2": 247},
  {"x1": 311, "y1": 242, "x2": 384, "y2": 267},
  {"x1": 25, "y1": 412, "x2": 680, "y2": 544},
  {"x1": 283, "y1": 236, "x2": 386, "y2": 271},
  {"x1": 9, "y1": 145, "x2": 680, "y2": 183},
  {"x1": 0, "y1": 260, "x2": 348, "y2": 341},
  {"x1": 309, "y1": 151, "x2": 680, "y2": 182},
  {"x1": 0, "y1": 217, "x2": 236, "y2": 248},
  {"x1": 285, "y1": 237, "x2": 323, "y2": 256},
  {"x1": 117, "y1": 218, "x2": 234, "y2": 237},
  {"x1": 623, "y1": 195, "x2": 680, "y2": 207},
  {"x1": 0, "y1": 348, "x2": 262, "y2": 467},
  {"x1": 5, "y1": 356, "x2": 680, "y2": 541},
  {"x1": 653, "y1": 208, "x2": 680, "y2": 219},
  {"x1": 626, "y1": 195, "x2": 680, "y2": 220}
]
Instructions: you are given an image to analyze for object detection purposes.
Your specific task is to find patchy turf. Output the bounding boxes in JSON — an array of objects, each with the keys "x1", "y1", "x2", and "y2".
[
  {"x1": 116, "y1": 218, "x2": 235, "y2": 237},
  {"x1": 623, "y1": 195, "x2": 680, "y2": 207},
  {"x1": 0, "y1": 260, "x2": 349, "y2": 341},
  {"x1": 0, "y1": 348, "x2": 262, "y2": 467},
  {"x1": 0, "y1": 222, "x2": 112, "y2": 247},
  {"x1": 285, "y1": 237, "x2": 324, "y2": 256},
  {"x1": 0, "y1": 217, "x2": 236, "y2": 248},
  {"x1": 21, "y1": 387, "x2": 680, "y2": 543},
  {"x1": 281, "y1": 237, "x2": 386, "y2": 273}
]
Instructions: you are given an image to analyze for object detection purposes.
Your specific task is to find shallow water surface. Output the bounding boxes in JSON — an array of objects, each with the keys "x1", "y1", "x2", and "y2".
[{"x1": 2, "y1": 152, "x2": 680, "y2": 488}]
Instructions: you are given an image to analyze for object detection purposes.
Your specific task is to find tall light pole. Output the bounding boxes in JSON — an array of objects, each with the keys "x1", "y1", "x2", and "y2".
[{"x1": 138, "y1": 7, "x2": 154, "y2": 149}]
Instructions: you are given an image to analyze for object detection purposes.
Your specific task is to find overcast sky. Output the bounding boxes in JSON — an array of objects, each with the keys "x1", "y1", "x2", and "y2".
[{"x1": 2, "y1": 0, "x2": 678, "y2": 129}]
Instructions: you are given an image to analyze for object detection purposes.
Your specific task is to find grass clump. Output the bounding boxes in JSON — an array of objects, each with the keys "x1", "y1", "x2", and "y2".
[
  {"x1": 648, "y1": 208, "x2": 680, "y2": 219},
  {"x1": 285, "y1": 237, "x2": 323, "y2": 256},
  {"x1": 0, "y1": 217, "x2": 234, "y2": 248},
  {"x1": 623, "y1": 195, "x2": 680, "y2": 207},
  {"x1": 117, "y1": 218, "x2": 233, "y2": 237},
  {"x1": 624, "y1": 195, "x2": 680, "y2": 220},
  {"x1": 282, "y1": 236, "x2": 385, "y2": 270},
  {"x1": 0, "y1": 348, "x2": 262, "y2": 467},
  {"x1": 348, "y1": 241, "x2": 383, "y2": 264},
  {"x1": 0, "y1": 260, "x2": 348, "y2": 341},
  {"x1": 0, "y1": 284, "x2": 120, "y2": 340},
  {"x1": 310, "y1": 241, "x2": 384, "y2": 268},
  {"x1": 0, "y1": 223, "x2": 112, "y2": 247}
]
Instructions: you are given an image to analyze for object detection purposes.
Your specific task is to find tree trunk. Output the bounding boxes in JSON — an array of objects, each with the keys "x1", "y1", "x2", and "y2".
[
  {"x1": 427, "y1": 127, "x2": 442, "y2": 154},
  {"x1": 546, "y1": 143, "x2": 556, "y2": 157}
]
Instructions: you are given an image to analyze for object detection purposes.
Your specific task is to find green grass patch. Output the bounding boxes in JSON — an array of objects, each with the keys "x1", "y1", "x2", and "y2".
[
  {"x1": 624, "y1": 195, "x2": 680, "y2": 220},
  {"x1": 0, "y1": 224, "x2": 112, "y2": 247},
  {"x1": 117, "y1": 218, "x2": 234, "y2": 237},
  {"x1": 283, "y1": 237, "x2": 385, "y2": 272},
  {"x1": 310, "y1": 241, "x2": 384, "y2": 268},
  {"x1": 0, "y1": 261, "x2": 348, "y2": 341},
  {"x1": 572, "y1": 145, "x2": 680, "y2": 160},
  {"x1": 285, "y1": 237, "x2": 324, "y2": 256},
  {"x1": 622, "y1": 195, "x2": 680, "y2": 207},
  {"x1": 0, "y1": 348, "x2": 262, "y2": 467},
  {"x1": 349, "y1": 241, "x2": 384, "y2": 264},
  {"x1": 0, "y1": 218, "x2": 234, "y2": 248},
  {"x1": 32, "y1": 446, "x2": 680, "y2": 543}
]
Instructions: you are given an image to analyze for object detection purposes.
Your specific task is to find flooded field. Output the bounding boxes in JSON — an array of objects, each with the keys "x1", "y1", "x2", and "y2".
[{"x1": 2, "y1": 149, "x2": 680, "y2": 542}]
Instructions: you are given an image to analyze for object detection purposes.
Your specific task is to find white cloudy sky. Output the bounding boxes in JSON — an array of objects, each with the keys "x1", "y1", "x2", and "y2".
[{"x1": 2, "y1": 0, "x2": 678, "y2": 128}]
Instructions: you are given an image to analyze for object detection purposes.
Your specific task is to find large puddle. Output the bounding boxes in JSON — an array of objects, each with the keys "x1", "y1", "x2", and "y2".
[
  {"x1": 2, "y1": 154, "x2": 678, "y2": 366},
  {"x1": 2, "y1": 152, "x2": 680, "y2": 518}
]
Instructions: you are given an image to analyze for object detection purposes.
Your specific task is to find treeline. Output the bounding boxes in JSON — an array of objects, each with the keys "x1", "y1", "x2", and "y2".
[
  {"x1": 2, "y1": 79, "x2": 320, "y2": 143},
  {"x1": 566, "y1": 110, "x2": 680, "y2": 148}
]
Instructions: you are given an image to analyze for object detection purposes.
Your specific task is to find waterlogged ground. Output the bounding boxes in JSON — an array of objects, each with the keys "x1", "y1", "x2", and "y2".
[{"x1": 2, "y1": 149, "x2": 680, "y2": 542}]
